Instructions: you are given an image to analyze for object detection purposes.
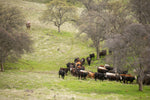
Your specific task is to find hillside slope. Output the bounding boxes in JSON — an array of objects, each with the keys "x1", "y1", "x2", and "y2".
[{"x1": 1, "y1": 0, "x2": 94, "y2": 71}]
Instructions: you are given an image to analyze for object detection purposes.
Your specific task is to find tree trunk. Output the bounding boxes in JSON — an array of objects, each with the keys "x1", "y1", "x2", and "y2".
[
  {"x1": 138, "y1": 0, "x2": 143, "y2": 24},
  {"x1": 137, "y1": 63, "x2": 144, "y2": 91},
  {"x1": 1, "y1": 62, "x2": 4, "y2": 72},
  {"x1": 58, "y1": 25, "x2": 61, "y2": 33},
  {"x1": 96, "y1": 45, "x2": 100, "y2": 60},
  {"x1": 138, "y1": 80, "x2": 143, "y2": 91}
]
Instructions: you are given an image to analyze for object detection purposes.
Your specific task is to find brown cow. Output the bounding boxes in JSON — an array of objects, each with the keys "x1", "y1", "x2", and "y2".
[
  {"x1": 26, "y1": 21, "x2": 31, "y2": 29},
  {"x1": 88, "y1": 71, "x2": 95, "y2": 79}
]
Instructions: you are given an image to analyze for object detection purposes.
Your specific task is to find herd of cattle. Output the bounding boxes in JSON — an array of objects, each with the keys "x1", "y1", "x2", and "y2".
[{"x1": 59, "y1": 52, "x2": 150, "y2": 85}]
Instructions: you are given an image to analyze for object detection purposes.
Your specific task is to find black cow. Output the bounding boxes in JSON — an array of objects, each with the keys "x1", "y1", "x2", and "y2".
[
  {"x1": 89, "y1": 53, "x2": 95, "y2": 60},
  {"x1": 125, "y1": 76, "x2": 135, "y2": 84},
  {"x1": 109, "y1": 50, "x2": 112, "y2": 55},
  {"x1": 60, "y1": 68, "x2": 69, "y2": 75},
  {"x1": 105, "y1": 72, "x2": 121, "y2": 81},
  {"x1": 66, "y1": 62, "x2": 75, "y2": 69},
  {"x1": 74, "y1": 57, "x2": 80, "y2": 63},
  {"x1": 86, "y1": 57, "x2": 91, "y2": 66},
  {"x1": 99, "y1": 50, "x2": 107, "y2": 58},
  {"x1": 70, "y1": 68, "x2": 77, "y2": 76},
  {"x1": 143, "y1": 74, "x2": 150, "y2": 85},
  {"x1": 105, "y1": 64, "x2": 113, "y2": 70},
  {"x1": 120, "y1": 74, "x2": 135, "y2": 84},
  {"x1": 59, "y1": 70, "x2": 65, "y2": 79},
  {"x1": 70, "y1": 68, "x2": 78, "y2": 76},
  {"x1": 94, "y1": 72, "x2": 105, "y2": 81},
  {"x1": 78, "y1": 70, "x2": 88, "y2": 80},
  {"x1": 81, "y1": 58, "x2": 85, "y2": 65}
]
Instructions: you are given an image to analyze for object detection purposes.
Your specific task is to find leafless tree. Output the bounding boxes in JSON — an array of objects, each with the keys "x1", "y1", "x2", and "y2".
[
  {"x1": 77, "y1": 0, "x2": 111, "y2": 59},
  {"x1": 40, "y1": 0, "x2": 77, "y2": 33}
]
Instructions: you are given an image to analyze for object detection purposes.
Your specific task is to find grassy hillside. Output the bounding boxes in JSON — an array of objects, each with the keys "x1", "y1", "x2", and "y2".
[
  {"x1": 1, "y1": 0, "x2": 94, "y2": 71},
  {"x1": 0, "y1": 0, "x2": 150, "y2": 100}
]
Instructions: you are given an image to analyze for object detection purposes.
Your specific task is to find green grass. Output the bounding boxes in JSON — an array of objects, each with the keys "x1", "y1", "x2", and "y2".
[
  {"x1": 58, "y1": 77, "x2": 150, "y2": 100},
  {"x1": 0, "y1": 71, "x2": 150, "y2": 100}
]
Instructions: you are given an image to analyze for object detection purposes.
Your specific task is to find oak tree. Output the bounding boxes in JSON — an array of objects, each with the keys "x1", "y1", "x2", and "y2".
[{"x1": 41, "y1": 0, "x2": 77, "y2": 33}]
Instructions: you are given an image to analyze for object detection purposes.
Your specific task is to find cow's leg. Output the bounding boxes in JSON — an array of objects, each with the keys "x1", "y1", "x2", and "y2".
[
  {"x1": 95, "y1": 77, "x2": 97, "y2": 81},
  {"x1": 78, "y1": 74, "x2": 80, "y2": 80},
  {"x1": 59, "y1": 74, "x2": 60, "y2": 78},
  {"x1": 123, "y1": 80, "x2": 125, "y2": 83},
  {"x1": 62, "y1": 75, "x2": 65, "y2": 79}
]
